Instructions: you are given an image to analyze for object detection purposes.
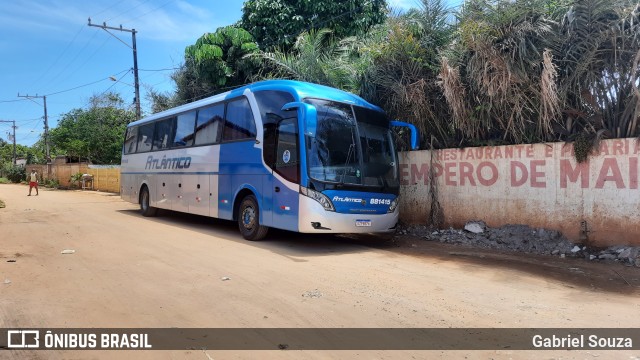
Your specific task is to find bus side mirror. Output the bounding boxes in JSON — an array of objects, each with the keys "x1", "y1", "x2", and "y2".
[
  {"x1": 390, "y1": 120, "x2": 419, "y2": 150},
  {"x1": 282, "y1": 102, "x2": 317, "y2": 136}
]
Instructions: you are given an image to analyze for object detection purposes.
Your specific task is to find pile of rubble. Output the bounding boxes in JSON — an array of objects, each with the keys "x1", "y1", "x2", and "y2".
[{"x1": 396, "y1": 221, "x2": 640, "y2": 267}]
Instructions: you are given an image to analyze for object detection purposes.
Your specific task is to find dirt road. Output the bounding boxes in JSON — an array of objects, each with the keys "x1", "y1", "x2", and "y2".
[{"x1": 0, "y1": 184, "x2": 639, "y2": 359}]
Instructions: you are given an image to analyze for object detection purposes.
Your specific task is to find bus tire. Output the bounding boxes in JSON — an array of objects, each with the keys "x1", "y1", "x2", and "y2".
[
  {"x1": 238, "y1": 195, "x2": 268, "y2": 241},
  {"x1": 140, "y1": 186, "x2": 158, "y2": 217}
]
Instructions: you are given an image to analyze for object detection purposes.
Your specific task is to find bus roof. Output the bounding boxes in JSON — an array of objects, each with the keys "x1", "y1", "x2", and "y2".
[{"x1": 128, "y1": 80, "x2": 383, "y2": 127}]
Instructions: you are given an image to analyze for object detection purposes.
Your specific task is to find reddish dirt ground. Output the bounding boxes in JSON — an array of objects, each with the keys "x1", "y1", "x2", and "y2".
[{"x1": 1, "y1": 184, "x2": 639, "y2": 359}]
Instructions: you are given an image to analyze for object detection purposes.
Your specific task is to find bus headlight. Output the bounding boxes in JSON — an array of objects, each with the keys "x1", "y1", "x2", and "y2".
[
  {"x1": 300, "y1": 187, "x2": 335, "y2": 212},
  {"x1": 388, "y1": 197, "x2": 399, "y2": 213}
]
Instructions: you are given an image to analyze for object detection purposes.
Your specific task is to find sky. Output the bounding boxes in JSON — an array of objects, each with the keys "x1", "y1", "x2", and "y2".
[{"x1": 0, "y1": 0, "x2": 425, "y2": 147}]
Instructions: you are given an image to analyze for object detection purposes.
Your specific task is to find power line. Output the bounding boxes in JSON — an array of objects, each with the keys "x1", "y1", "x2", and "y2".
[
  {"x1": 12, "y1": 118, "x2": 42, "y2": 126},
  {"x1": 98, "y1": 69, "x2": 132, "y2": 98},
  {"x1": 31, "y1": 0, "x2": 150, "y2": 95},
  {"x1": 29, "y1": 24, "x2": 86, "y2": 91},
  {"x1": 107, "y1": 0, "x2": 155, "y2": 23},
  {"x1": 139, "y1": 67, "x2": 180, "y2": 72},
  {"x1": 0, "y1": 98, "x2": 29, "y2": 104},
  {"x1": 16, "y1": 120, "x2": 43, "y2": 143},
  {"x1": 38, "y1": 28, "x2": 101, "y2": 94},
  {"x1": 120, "y1": 0, "x2": 176, "y2": 24},
  {"x1": 45, "y1": 70, "x2": 129, "y2": 97},
  {"x1": 92, "y1": 0, "x2": 128, "y2": 18},
  {"x1": 71, "y1": 34, "x2": 113, "y2": 79}
]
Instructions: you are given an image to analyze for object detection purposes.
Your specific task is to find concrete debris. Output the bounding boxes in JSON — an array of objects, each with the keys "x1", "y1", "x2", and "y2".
[
  {"x1": 464, "y1": 221, "x2": 486, "y2": 234},
  {"x1": 618, "y1": 248, "x2": 632, "y2": 258},
  {"x1": 4, "y1": 279, "x2": 10, "y2": 284},
  {"x1": 221, "y1": 277, "x2": 231, "y2": 281},
  {"x1": 395, "y1": 223, "x2": 640, "y2": 268},
  {"x1": 61, "y1": 249, "x2": 75, "y2": 254}
]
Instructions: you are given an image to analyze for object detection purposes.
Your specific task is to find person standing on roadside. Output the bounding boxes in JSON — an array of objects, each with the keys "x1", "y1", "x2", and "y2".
[{"x1": 28, "y1": 169, "x2": 39, "y2": 196}]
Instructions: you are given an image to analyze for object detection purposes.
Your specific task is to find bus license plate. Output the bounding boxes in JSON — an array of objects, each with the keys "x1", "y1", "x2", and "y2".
[{"x1": 355, "y1": 220, "x2": 371, "y2": 227}]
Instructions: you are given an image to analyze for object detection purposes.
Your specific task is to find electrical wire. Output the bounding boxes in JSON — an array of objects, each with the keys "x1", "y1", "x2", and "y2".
[
  {"x1": 139, "y1": 68, "x2": 180, "y2": 72},
  {"x1": 106, "y1": 0, "x2": 155, "y2": 23},
  {"x1": 28, "y1": 24, "x2": 86, "y2": 91},
  {"x1": 97, "y1": 69, "x2": 132, "y2": 98},
  {"x1": 93, "y1": 0, "x2": 128, "y2": 18},
  {"x1": 0, "y1": 98, "x2": 28, "y2": 104},
  {"x1": 120, "y1": 0, "x2": 177, "y2": 25},
  {"x1": 46, "y1": 69, "x2": 130, "y2": 97},
  {"x1": 72, "y1": 34, "x2": 113, "y2": 77},
  {"x1": 38, "y1": 28, "x2": 102, "y2": 94}
]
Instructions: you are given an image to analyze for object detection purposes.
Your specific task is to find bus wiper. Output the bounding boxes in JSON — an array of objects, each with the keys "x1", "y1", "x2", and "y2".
[{"x1": 339, "y1": 127, "x2": 356, "y2": 186}]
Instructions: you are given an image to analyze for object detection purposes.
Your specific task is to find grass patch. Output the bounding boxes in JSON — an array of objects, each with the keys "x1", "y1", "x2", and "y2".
[
  {"x1": 0, "y1": 177, "x2": 10, "y2": 184},
  {"x1": 0, "y1": 199, "x2": 5, "y2": 208}
]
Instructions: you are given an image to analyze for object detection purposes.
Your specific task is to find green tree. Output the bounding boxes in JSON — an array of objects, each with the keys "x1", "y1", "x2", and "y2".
[
  {"x1": 362, "y1": 0, "x2": 455, "y2": 148},
  {"x1": 49, "y1": 92, "x2": 135, "y2": 164},
  {"x1": 436, "y1": 0, "x2": 640, "y2": 151},
  {"x1": 254, "y1": 28, "x2": 363, "y2": 92},
  {"x1": 0, "y1": 142, "x2": 45, "y2": 166},
  {"x1": 145, "y1": 86, "x2": 175, "y2": 114},
  {"x1": 240, "y1": 0, "x2": 387, "y2": 50},
  {"x1": 439, "y1": 0, "x2": 565, "y2": 145},
  {"x1": 174, "y1": 26, "x2": 259, "y2": 103},
  {"x1": 557, "y1": 0, "x2": 640, "y2": 140}
]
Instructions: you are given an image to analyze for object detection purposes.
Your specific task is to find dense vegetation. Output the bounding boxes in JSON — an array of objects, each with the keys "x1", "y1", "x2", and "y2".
[
  {"x1": 160, "y1": 0, "x2": 640, "y2": 153},
  {"x1": 49, "y1": 93, "x2": 136, "y2": 164}
]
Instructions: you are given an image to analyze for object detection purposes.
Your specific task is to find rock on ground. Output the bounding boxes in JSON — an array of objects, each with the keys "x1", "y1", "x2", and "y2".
[{"x1": 396, "y1": 222, "x2": 640, "y2": 268}]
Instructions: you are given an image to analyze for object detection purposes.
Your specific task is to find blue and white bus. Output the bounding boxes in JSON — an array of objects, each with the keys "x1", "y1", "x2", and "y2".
[{"x1": 120, "y1": 80, "x2": 417, "y2": 240}]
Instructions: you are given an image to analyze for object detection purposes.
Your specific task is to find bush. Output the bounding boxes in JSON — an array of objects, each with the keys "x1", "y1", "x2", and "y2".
[
  {"x1": 0, "y1": 177, "x2": 10, "y2": 184},
  {"x1": 70, "y1": 172, "x2": 83, "y2": 188},
  {"x1": 44, "y1": 179, "x2": 59, "y2": 188},
  {"x1": 4, "y1": 165, "x2": 26, "y2": 183}
]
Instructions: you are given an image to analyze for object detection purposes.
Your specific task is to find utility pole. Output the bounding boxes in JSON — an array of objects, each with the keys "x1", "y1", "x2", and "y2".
[
  {"x1": 88, "y1": 18, "x2": 141, "y2": 120},
  {"x1": 0, "y1": 120, "x2": 16, "y2": 165},
  {"x1": 17, "y1": 94, "x2": 50, "y2": 163}
]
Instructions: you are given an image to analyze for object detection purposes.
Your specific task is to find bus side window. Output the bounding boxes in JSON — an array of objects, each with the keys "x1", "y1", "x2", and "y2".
[
  {"x1": 124, "y1": 126, "x2": 138, "y2": 154},
  {"x1": 173, "y1": 111, "x2": 196, "y2": 148},
  {"x1": 253, "y1": 90, "x2": 296, "y2": 169},
  {"x1": 137, "y1": 123, "x2": 155, "y2": 153},
  {"x1": 223, "y1": 98, "x2": 256, "y2": 141},
  {"x1": 153, "y1": 117, "x2": 175, "y2": 151},
  {"x1": 275, "y1": 118, "x2": 299, "y2": 183},
  {"x1": 195, "y1": 104, "x2": 224, "y2": 145}
]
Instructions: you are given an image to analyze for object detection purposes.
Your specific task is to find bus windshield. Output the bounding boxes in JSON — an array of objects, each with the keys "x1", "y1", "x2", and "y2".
[{"x1": 304, "y1": 99, "x2": 398, "y2": 189}]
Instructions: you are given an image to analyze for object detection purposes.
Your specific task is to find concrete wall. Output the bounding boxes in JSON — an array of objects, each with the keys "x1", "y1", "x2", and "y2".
[
  {"x1": 398, "y1": 138, "x2": 640, "y2": 247},
  {"x1": 26, "y1": 164, "x2": 120, "y2": 194}
]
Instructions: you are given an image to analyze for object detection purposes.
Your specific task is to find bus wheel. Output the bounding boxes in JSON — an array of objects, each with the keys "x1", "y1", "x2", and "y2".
[
  {"x1": 238, "y1": 195, "x2": 268, "y2": 241},
  {"x1": 140, "y1": 186, "x2": 158, "y2": 217}
]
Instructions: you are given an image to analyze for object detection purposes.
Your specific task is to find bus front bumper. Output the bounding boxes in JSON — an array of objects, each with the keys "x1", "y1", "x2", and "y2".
[{"x1": 298, "y1": 196, "x2": 399, "y2": 233}]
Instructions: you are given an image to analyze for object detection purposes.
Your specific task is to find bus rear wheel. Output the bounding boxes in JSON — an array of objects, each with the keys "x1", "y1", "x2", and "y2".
[
  {"x1": 238, "y1": 195, "x2": 268, "y2": 241},
  {"x1": 140, "y1": 186, "x2": 158, "y2": 217}
]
